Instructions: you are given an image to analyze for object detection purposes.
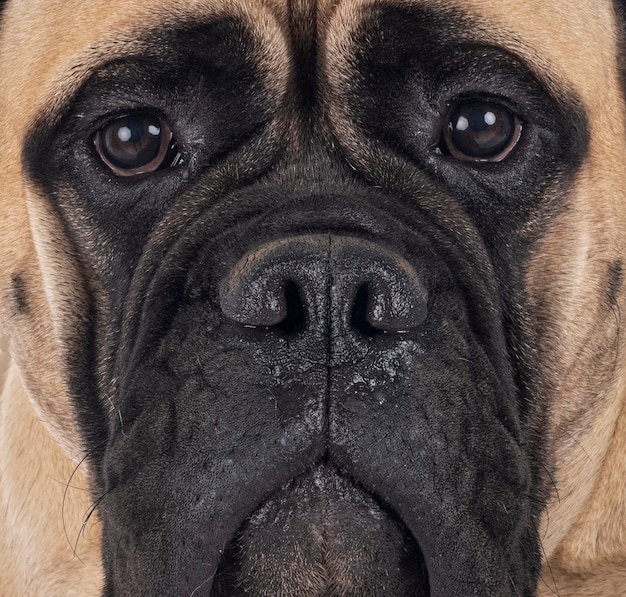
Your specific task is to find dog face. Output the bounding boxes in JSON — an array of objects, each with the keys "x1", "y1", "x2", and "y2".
[{"x1": 2, "y1": 1, "x2": 626, "y2": 595}]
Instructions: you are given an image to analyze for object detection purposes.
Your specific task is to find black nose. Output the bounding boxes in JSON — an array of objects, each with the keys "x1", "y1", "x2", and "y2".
[{"x1": 219, "y1": 235, "x2": 427, "y2": 334}]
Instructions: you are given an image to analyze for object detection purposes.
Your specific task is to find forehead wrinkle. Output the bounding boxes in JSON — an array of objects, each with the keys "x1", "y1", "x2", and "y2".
[
  {"x1": 0, "y1": 0, "x2": 290, "y2": 139},
  {"x1": 318, "y1": 0, "x2": 619, "y2": 93}
]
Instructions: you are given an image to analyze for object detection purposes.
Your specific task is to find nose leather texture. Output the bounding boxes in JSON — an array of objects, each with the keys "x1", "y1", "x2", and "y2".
[{"x1": 219, "y1": 234, "x2": 429, "y2": 333}]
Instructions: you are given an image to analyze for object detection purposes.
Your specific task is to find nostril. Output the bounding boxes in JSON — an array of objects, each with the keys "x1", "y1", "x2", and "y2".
[
  {"x1": 276, "y1": 281, "x2": 306, "y2": 333},
  {"x1": 350, "y1": 278, "x2": 428, "y2": 337},
  {"x1": 220, "y1": 235, "x2": 427, "y2": 336},
  {"x1": 364, "y1": 274, "x2": 428, "y2": 333},
  {"x1": 351, "y1": 283, "x2": 384, "y2": 337},
  {"x1": 331, "y1": 236, "x2": 428, "y2": 335},
  {"x1": 219, "y1": 254, "x2": 307, "y2": 331},
  {"x1": 220, "y1": 237, "x2": 326, "y2": 330},
  {"x1": 219, "y1": 265, "x2": 287, "y2": 328}
]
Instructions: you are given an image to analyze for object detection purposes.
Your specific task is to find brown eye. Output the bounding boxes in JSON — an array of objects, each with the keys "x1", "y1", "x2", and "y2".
[
  {"x1": 94, "y1": 114, "x2": 180, "y2": 176},
  {"x1": 443, "y1": 99, "x2": 521, "y2": 162}
]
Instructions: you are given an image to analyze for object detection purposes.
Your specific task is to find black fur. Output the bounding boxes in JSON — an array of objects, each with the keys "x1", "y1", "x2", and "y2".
[{"x1": 9, "y1": 273, "x2": 28, "y2": 316}]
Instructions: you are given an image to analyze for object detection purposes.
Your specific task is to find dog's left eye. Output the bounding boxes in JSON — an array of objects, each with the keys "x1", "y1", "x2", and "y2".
[
  {"x1": 442, "y1": 99, "x2": 522, "y2": 162},
  {"x1": 94, "y1": 113, "x2": 183, "y2": 176}
]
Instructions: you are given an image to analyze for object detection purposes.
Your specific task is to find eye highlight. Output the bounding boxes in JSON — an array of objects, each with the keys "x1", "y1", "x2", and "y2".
[
  {"x1": 442, "y1": 99, "x2": 522, "y2": 162},
  {"x1": 94, "y1": 113, "x2": 182, "y2": 176}
]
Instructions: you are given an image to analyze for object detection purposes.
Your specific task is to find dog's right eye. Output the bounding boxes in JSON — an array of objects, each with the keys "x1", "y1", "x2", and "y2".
[{"x1": 94, "y1": 113, "x2": 182, "y2": 176}]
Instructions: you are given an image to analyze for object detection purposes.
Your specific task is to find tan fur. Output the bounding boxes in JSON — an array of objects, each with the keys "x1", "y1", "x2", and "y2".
[{"x1": 2, "y1": 0, "x2": 626, "y2": 594}]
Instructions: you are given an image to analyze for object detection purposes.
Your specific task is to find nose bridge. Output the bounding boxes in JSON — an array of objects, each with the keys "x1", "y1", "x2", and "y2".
[{"x1": 219, "y1": 233, "x2": 428, "y2": 337}]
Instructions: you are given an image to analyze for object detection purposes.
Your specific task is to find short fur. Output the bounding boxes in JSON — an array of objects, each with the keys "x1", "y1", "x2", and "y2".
[{"x1": 2, "y1": 1, "x2": 626, "y2": 595}]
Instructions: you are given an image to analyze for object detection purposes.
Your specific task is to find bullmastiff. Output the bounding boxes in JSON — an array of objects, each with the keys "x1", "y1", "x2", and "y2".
[{"x1": 2, "y1": 0, "x2": 626, "y2": 595}]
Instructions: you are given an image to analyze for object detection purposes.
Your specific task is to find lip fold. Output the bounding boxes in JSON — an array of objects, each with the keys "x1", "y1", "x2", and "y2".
[{"x1": 208, "y1": 464, "x2": 430, "y2": 597}]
